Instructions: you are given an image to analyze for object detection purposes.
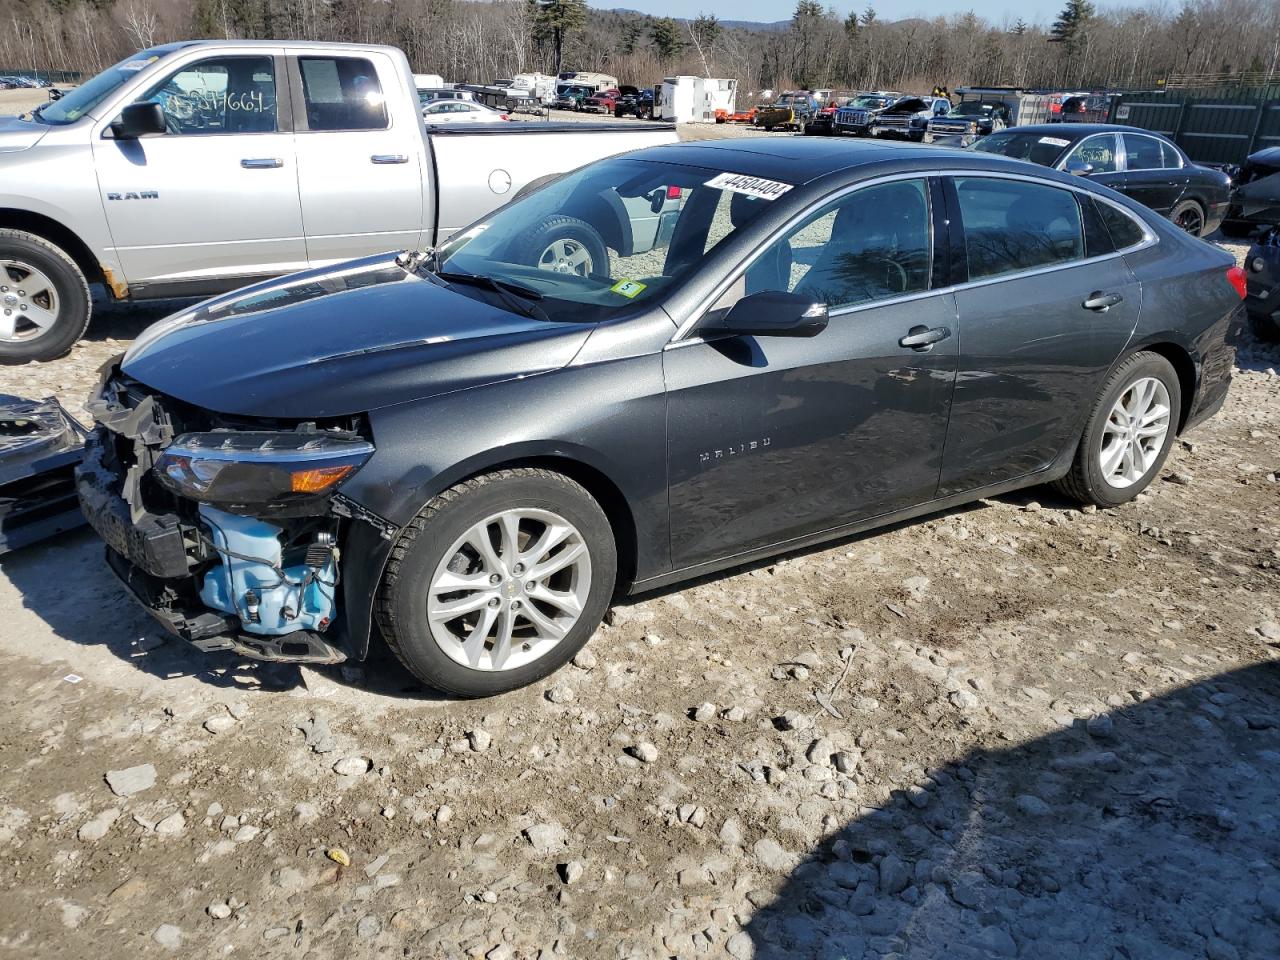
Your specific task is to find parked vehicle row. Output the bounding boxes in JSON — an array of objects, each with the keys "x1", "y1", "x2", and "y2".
[
  {"x1": 1, "y1": 75, "x2": 53, "y2": 89},
  {"x1": 73, "y1": 136, "x2": 1246, "y2": 697},
  {"x1": 0, "y1": 40, "x2": 677, "y2": 363}
]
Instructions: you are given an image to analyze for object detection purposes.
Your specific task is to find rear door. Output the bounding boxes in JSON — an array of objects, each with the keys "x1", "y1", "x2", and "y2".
[
  {"x1": 939, "y1": 174, "x2": 1143, "y2": 495},
  {"x1": 92, "y1": 50, "x2": 307, "y2": 290},
  {"x1": 1116, "y1": 132, "x2": 1187, "y2": 214},
  {"x1": 287, "y1": 50, "x2": 426, "y2": 266}
]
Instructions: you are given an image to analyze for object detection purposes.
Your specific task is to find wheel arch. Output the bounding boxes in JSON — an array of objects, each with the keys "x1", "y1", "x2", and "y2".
[
  {"x1": 0, "y1": 207, "x2": 108, "y2": 293},
  {"x1": 1123, "y1": 337, "x2": 1198, "y2": 433}
]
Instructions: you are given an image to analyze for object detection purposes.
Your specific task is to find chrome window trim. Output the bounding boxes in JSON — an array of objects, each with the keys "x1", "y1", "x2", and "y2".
[
  {"x1": 1121, "y1": 132, "x2": 1181, "y2": 172},
  {"x1": 668, "y1": 167, "x2": 1158, "y2": 344},
  {"x1": 1055, "y1": 132, "x2": 1119, "y2": 173}
]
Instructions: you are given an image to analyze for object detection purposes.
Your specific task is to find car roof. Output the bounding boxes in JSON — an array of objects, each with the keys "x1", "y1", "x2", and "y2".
[{"x1": 624, "y1": 137, "x2": 1075, "y2": 187}]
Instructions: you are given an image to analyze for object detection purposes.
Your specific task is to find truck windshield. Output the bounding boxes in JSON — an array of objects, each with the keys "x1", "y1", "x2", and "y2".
[
  {"x1": 948, "y1": 102, "x2": 996, "y2": 117},
  {"x1": 34, "y1": 47, "x2": 172, "y2": 125},
  {"x1": 432, "y1": 157, "x2": 782, "y2": 324}
]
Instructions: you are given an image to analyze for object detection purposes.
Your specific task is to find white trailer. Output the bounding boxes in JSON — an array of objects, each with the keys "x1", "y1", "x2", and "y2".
[{"x1": 655, "y1": 76, "x2": 738, "y2": 123}]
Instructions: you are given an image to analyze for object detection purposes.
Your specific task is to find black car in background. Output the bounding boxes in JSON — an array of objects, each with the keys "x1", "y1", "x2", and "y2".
[
  {"x1": 1223, "y1": 147, "x2": 1280, "y2": 237},
  {"x1": 1244, "y1": 226, "x2": 1280, "y2": 340},
  {"x1": 613, "y1": 88, "x2": 652, "y2": 119},
  {"x1": 972, "y1": 124, "x2": 1231, "y2": 236}
]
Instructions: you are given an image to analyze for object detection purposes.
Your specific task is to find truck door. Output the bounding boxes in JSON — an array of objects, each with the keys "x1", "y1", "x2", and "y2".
[
  {"x1": 287, "y1": 51, "x2": 426, "y2": 266},
  {"x1": 91, "y1": 52, "x2": 307, "y2": 294}
]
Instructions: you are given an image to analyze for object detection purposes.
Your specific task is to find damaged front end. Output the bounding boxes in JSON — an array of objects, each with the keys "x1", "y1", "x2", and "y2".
[{"x1": 76, "y1": 363, "x2": 393, "y2": 665}]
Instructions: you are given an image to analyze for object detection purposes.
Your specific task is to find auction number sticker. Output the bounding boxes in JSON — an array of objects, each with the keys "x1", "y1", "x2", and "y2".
[
  {"x1": 1038, "y1": 136, "x2": 1070, "y2": 147},
  {"x1": 611, "y1": 278, "x2": 647, "y2": 299},
  {"x1": 705, "y1": 172, "x2": 794, "y2": 200}
]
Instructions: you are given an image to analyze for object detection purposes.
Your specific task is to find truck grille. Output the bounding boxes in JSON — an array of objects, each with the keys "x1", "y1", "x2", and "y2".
[
  {"x1": 838, "y1": 109, "x2": 868, "y2": 126},
  {"x1": 876, "y1": 115, "x2": 911, "y2": 128},
  {"x1": 930, "y1": 121, "x2": 971, "y2": 134}
]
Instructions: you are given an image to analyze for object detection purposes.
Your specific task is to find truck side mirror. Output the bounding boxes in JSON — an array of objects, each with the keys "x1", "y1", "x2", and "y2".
[
  {"x1": 111, "y1": 102, "x2": 166, "y2": 139},
  {"x1": 47, "y1": 88, "x2": 62, "y2": 101}
]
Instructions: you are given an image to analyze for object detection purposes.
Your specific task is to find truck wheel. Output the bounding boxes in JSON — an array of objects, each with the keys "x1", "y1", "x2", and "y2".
[
  {"x1": 515, "y1": 216, "x2": 608, "y2": 279},
  {"x1": 1053, "y1": 351, "x2": 1180, "y2": 508},
  {"x1": 376, "y1": 467, "x2": 617, "y2": 697},
  {"x1": 0, "y1": 229, "x2": 91, "y2": 365}
]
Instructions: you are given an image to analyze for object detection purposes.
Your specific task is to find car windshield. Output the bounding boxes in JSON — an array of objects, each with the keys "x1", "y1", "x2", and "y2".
[
  {"x1": 33, "y1": 47, "x2": 173, "y2": 125},
  {"x1": 849, "y1": 97, "x2": 888, "y2": 108},
  {"x1": 971, "y1": 131, "x2": 1072, "y2": 166},
  {"x1": 433, "y1": 157, "x2": 781, "y2": 324}
]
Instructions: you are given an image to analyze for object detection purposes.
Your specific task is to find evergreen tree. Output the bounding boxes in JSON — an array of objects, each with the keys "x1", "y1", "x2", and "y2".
[
  {"x1": 1049, "y1": 0, "x2": 1096, "y2": 50},
  {"x1": 650, "y1": 16, "x2": 684, "y2": 60}
]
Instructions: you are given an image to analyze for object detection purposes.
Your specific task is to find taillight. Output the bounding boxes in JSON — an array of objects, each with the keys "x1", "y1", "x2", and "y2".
[
  {"x1": 1226, "y1": 265, "x2": 1247, "y2": 299},
  {"x1": 666, "y1": 185, "x2": 682, "y2": 200}
]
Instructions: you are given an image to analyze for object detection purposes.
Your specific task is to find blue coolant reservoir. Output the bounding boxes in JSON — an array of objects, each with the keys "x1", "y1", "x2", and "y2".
[{"x1": 197, "y1": 505, "x2": 337, "y2": 635}]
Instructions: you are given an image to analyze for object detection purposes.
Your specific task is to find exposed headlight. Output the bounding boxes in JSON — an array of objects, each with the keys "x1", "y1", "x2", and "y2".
[
  {"x1": 968, "y1": 121, "x2": 978, "y2": 133},
  {"x1": 155, "y1": 431, "x2": 373, "y2": 508}
]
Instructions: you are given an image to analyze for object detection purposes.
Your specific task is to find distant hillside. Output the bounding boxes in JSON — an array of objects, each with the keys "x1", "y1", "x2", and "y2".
[{"x1": 598, "y1": 8, "x2": 791, "y2": 31}]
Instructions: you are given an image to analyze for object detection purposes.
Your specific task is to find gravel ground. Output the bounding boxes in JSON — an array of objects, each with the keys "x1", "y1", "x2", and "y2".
[{"x1": 0, "y1": 126, "x2": 1278, "y2": 959}]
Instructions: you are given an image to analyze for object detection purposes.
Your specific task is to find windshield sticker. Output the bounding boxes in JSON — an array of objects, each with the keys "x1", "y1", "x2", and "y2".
[
  {"x1": 705, "y1": 172, "x2": 794, "y2": 200},
  {"x1": 1039, "y1": 136, "x2": 1071, "y2": 147},
  {"x1": 120, "y1": 56, "x2": 158, "y2": 73},
  {"x1": 610, "y1": 278, "x2": 647, "y2": 299}
]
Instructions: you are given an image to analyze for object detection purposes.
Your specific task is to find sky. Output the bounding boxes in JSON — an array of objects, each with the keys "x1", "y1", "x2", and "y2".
[{"x1": 590, "y1": 0, "x2": 1088, "y2": 26}]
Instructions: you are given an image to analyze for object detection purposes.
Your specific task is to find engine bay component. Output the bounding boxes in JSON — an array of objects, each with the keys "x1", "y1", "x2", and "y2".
[
  {"x1": 197, "y1": 505, "x2": 338, "y2": 636},
  {"x1": 0, "y1": 394, "x2": 88, "y2": 554}
]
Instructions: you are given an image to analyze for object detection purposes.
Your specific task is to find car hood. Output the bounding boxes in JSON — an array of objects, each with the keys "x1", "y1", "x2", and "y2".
[
  {"x1": 0, "y1": 115, "x2": 49, "y2": 152},
  {"x1": 121, "y1": 255, "x2": 594, "y2": 419}
]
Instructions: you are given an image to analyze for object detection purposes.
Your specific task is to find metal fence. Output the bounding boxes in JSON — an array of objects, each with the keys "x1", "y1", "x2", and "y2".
[
  {"x1": 0, "y1": 68, "x2": 82, "y2": 84},
  {"x1": 1109, "y1": 88, "x2": 1280, "y2": 164}
]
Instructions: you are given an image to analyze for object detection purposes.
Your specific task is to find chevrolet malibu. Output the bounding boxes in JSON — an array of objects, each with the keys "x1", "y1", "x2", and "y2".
[{"x1": 77, "y1": 139, "x2": 1246, "y2": 697}]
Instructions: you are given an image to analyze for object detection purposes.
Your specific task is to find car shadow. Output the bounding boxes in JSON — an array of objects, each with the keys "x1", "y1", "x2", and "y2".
[{"x1": 740, "y1": 660, "x2": 1280, "y2": 959}]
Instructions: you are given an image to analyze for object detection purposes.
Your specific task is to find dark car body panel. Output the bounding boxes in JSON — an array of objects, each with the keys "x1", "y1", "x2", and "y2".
[
  {"x1": 86, "y1": 139, "x2": 1242, "y2": 667},
  {"x1": 1226, "y1": 147, "x2": 1280, "y2": 231}
]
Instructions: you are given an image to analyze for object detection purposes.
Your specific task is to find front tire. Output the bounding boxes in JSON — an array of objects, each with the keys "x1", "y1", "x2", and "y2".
[
  {"x1": 1054, "y1": 351, "x2": 1181, "y2": 507},
  {"x1": 0, "y1": 229, "x2": 91, "y2": 365},
  {"x1": 377, "y1": 468, "x2": 618, "y2": 697}
]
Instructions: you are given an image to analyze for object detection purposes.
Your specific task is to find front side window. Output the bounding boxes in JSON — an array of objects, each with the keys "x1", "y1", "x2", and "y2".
[
  {"x1": 1123, "y1": 134, "x2": 1167, "y2": 171},
  {"x1": 1063, "y1": 134, "x2": 1118, "y2": 172},
  {"x1": 299, "y1": 56, "x2": 387, "y2": 131},
  {"x1": 955, "y1": 177, "x2": 1085, "y2": 280},
  {"x1": 136, "y1": 56, "x2": 277, "y2": 135},
  {"x1": 738, "y1": 178, "x2": 933, "y2": 308}
]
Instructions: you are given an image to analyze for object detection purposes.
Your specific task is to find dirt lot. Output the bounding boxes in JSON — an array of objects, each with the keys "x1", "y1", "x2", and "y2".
[{"x1": 1, "y1": 119, "x2": 1279, "y2": 959}]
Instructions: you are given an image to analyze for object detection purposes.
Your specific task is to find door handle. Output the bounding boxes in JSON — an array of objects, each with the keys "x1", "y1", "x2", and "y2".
[
  {"x1": 371, "y1": 154, "x2": 409, "y2": 164},
  {"x1": 240, "y1": 157, "x2": 283, "y2": 169},
  {"x1": 898, "y1": 325, "x2": 951, "y2": 351},
  {"x1": 1083, "y1": 291, "x2": 1124, "y2": 311}
]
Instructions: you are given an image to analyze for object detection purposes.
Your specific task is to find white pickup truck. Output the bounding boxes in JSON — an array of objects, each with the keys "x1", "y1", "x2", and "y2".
[{"x1": 0, "y1": 40, "x2": 677, "y2": 363}]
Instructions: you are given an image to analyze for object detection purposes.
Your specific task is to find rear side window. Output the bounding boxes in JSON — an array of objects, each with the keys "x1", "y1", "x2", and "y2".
[
  {"x1": 298, "y1": 56, "x2": 388, "y2": 131},
  {"x1": 1123, "y1": 134, "x2": 1167, "y2": 171},
  {"x1": 1096, "y1": 201, "x2": 1148, "y2": 250},
  {"x1": 954, "y1": 178, "x2": 1084, "y2": 280}
]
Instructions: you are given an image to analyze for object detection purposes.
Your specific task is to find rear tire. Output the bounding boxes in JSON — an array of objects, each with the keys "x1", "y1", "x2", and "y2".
[
  {"x1": 0, "y1": 229, "x2": 91, "y2": 365},
  {"x1": 1053, "y1": 351, "x2": 1181, "y2": 508},
  {"x1": 1170, "y1": 199, "x2": 1206, "y2": 237},
  {"x1": 376, "y1": 468, "x2": 617, "y2": 697}
]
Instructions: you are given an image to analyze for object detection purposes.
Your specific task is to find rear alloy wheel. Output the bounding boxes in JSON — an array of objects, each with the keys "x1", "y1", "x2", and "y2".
[
  {"x1": 0, "y1": 229, "x2": 91, "y2": 365},
  {"x1": 377, "y1": 468, "x2": 617, "y2": 697},
  {"x1": 1054, "y1": 351, "x2": 1181, "y2": 507},
  {"x1": 1171, "y1": 200, "x2": 1205, "y2": 237}
]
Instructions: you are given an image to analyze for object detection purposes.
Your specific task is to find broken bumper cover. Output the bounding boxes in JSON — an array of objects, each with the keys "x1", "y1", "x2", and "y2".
[{"x1": 0, "y1": 395, "x2": 89, "y2": 554}]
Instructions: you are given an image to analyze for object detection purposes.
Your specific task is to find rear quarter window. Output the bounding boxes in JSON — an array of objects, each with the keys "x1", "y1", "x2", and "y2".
[{"x1": 1096, "y1": 201, "x2": 1148, "y2": 250}]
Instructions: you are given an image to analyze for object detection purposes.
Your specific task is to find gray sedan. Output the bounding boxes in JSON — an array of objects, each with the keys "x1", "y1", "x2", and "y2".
[{"x1": 79, "y1": 138, "x2": 1247, "y2": 696}]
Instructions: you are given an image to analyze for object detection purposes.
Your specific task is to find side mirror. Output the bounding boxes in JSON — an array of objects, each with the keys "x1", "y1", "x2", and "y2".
[
  {"x1": 47, "y1": 88, "x2": 62, "y2": 101},
  {"x1": 111, "y1": 101, "x2": 166, "y2": 139},
  {"x1": 718, "y1": 290, "x2": 829, "y2": 338},
  {"x1": 1066, "y1": 159, "x2": 1095, "y2": 176}
]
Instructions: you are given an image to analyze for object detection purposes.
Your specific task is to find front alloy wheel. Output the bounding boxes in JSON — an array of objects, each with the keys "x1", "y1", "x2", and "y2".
[
  {"x1": 427, "y1": 508, "x2": 591, "y2": 671},
  {"x1": 377, "y1": 467, "x2": 617, "y2": 697}
]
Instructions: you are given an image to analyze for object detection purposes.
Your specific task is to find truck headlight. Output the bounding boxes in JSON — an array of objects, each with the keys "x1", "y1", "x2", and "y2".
[
  {"x1": 155, "y1": 432, "x2": 374, "y2": 508},
  {"x1": 968, "y1": 121, "x2": 978, "y2": 133}
]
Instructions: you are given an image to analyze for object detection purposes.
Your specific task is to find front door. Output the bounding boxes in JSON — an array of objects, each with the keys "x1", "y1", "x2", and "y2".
[
  {"x1": 92, "y1": 52, "x2": 307, "y2": 289},
  {"x1": 939, "y1": 174, "x2": 1142, "y2": 495},
  {"x1": 287, "y1": 51, "x2": 425, "y2": 266},
  {"x1": 665, "y1": 178, "x2": 958, "y2": 569}
]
